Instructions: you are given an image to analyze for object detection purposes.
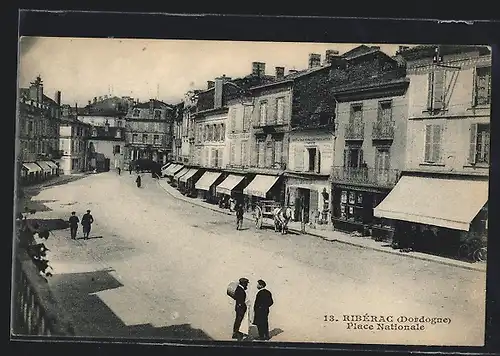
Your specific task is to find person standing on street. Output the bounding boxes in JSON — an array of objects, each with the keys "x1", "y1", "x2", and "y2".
[
  {"x1": 117, "y1": 167, "x2": 121, "y2": 175},
  {"x1": 136, "y1": 174, "x2": 142, "y2": 188},
  {"x1": 235, "y1": 203, "x2": 244, "y2": 230},
  {"x1": 68, "y1": 211, "x2": 79, "y2": 240},
  {"x1": 81, "y1": 210, "x2": 94, "y2": 239},
  {"x1": 253, "y1": 279, "x2": 274, "y2": 340},
  {"x1": 233, "y1": 277, "x2": 249, "y2": 340}
]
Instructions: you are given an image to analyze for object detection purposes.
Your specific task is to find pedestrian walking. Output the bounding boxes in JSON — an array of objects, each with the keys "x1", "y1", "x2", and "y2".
[
  {"x1": 136, "y1": 175, "x2": 142, "y2": 188},
  {"x1": 81, "y1": 209, "x2": 94, "y2": 239},
  {"x1": 232, "y1": 277, "x2": 249, "y2": 340},
  {"x1": 253, "y1": 279, "x2": 274, "y2": 340},
  {"x1": 235, "y1": 203, "x2": 244, "y2": 230},
  {"x1": 117, "y1": 167, "x2": 121, "y2": 175},
  {"x1": 68, "y1": 211, "x2": 79, "y2": 239},
  {"x1": 129, "y1": 164, "x2": 132, "y2": 175}
]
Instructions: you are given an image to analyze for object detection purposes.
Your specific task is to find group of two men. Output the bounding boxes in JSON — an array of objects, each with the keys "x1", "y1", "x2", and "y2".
[
  {"x1": 68, "y1": 210, "x2": 94, "y2": 240},
  {"x1": 233, "y1": 278, "x2": 274, "y2": 341}
]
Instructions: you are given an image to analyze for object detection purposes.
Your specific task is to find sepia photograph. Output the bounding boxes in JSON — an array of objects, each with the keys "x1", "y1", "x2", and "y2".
[{"x1": 13, "y1": 31, "x2": 490, "y2": 348}]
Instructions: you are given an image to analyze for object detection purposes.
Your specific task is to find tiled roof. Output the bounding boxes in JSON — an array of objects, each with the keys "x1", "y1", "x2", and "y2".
[
  {"x1": 332, "y1": 71, "x2": 408, "y2": 93},
  {"x1": 19, "y1": 88, "x2": 59, "y2": 106},
  {"x1": 134, "y1": 99, "x2": 172, "y2": 109}
]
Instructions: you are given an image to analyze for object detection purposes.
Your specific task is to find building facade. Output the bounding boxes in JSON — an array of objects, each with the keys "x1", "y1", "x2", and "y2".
[
  {"x1": 172, "y1": 102, "x2": 184, "y2": 163},
  {"x1": 374, "y1": 45, "x2": 490, "y2": 256},
  {"x1": 87, "y1": 121, "x2": 126, "y2": 171},
  {"x1": 328, "y1": 47, "x2": 409, "y2": 238},
  {"x1": 124, "y1": 99, "x2": 174, "y2": 167},
  {"x1": 18, "y1": 76, "x2": 62, "y2": 183},
  {"x1": 58, "y1": 112, "x2": 91, "y2": 175},
  {"x1": 181, "y1": 90, "x2": 199, "y2": 165}
]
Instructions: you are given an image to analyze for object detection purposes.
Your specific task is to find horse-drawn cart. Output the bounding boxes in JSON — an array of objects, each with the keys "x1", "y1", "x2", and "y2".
[{"x1": 253, "y1": 200, "x2": 281, "y2": 229}]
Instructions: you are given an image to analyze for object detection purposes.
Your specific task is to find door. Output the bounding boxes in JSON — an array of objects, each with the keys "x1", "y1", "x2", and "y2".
[
  {"x1": 375, "y1": 148, "x2": 390, "y2": 184},
  {"x1": 309, "y1": 189, "x2": 319, "y2": 223}
]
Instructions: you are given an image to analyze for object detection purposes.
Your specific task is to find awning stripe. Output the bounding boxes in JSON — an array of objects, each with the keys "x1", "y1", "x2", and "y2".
[
  {"x1": 180, "y1": 169, "x2": 199, "y2": 183},
  {"x1": 195, "y1": 171, "x2": 222, "y2": 191},
  {"x1": 174, "y1": 167, "x2": 190, "y2": 180},
  {"x1": 22, "y1": 163, "x2": 42, "y2": 173},
  {"x1": 373, "y1": 175, "x2": 489, "y2": 231},
  {"x1": 216, "y1": 175, "x2": 246, "y2": 195},
  {"x1": 243, "y1": 175, "x2": 280, "y2": 198}
]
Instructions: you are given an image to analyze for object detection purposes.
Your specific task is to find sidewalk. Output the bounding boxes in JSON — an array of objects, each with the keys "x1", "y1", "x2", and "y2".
[{"x1": 157, "y1": 178, "x2": 486, "y2": 272}]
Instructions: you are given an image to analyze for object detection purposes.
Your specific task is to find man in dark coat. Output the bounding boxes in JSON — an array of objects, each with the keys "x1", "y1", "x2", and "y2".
[
  {"x1": 81, "y1": 210, "x2": 94, "y2": 239},
  {"x1": 68, "y1": 211, "x2": 79, "y2": 239},
  {"x1": 235, "y1": 203, "x2": 244, "y2": 230},
  {"x1": 253, "y1": 279, "x2": 274, "y2": 340},
  {"x1": 232, "y1": 277, "x2": 249, "y2": 340}
]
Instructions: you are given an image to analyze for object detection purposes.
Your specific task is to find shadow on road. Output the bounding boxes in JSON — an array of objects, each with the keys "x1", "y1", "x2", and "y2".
[
  {"x1": 269, "y1": 328, "x2": 284, "y2": 339},
  {"x1": 76, "y1": 235, "x2": 103, "y2": 240},
  {"x1": 29, "y1": 218, "x2": 69, "y2": 231},
  {"x1": 44, "y1": 268, "x2": 213, "y2": 341}
]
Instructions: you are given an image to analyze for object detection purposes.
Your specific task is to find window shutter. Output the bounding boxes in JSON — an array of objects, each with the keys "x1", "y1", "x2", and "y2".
[
  {"x1": 218, "y1": 149, "x2": 223, "y2": 168},
  {"x1": 230, "y1": 108, "x2": 236, "y2": 132},
  {"x1": 343, "y1": 148, "x2": 349, "y2": 168},
  {"x1": 471, "y1": 68, "x2": 477, "y2": 107},
  {"x1": 424, "y1": 125, "x2": 432, "y2": 162},
  {"x1": 230, "y1": 142, "x2": 235, "y2": 164},
  {"x1": 433, "y1": 70, "x2": 445, "y2": 110},
  {"x1": 258, "y1": 140, "x2": 265, "y2": 167},
  {"x1": 432, "y1": 125, "x2": 442, "y2": 163},
  {"x1": 316, "y1": 149, "x2": 321, "y2": 174},
  {"x1": 265, "y1": 140, "x2": 273, "y2": 167},
  {"x1": 294, "y1": 145, "x2": 304, "y2": 172},
  {"x1": 274, "y1": 140, "x2": 283, "y2": 166},
  {"x1": 358, "y1": 148, "x2": 364, "y2": 168},
  {"x1": 469, "y1": 124, "x2": 478, "y2": 164},
  {"x1": 427, "y1": 72, "x2": 434, "y2": 110}
]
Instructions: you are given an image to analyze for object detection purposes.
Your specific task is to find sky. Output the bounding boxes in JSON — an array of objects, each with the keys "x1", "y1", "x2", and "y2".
[{"x1": 18, "y1": 37, "x2": 414, "y2": 106}]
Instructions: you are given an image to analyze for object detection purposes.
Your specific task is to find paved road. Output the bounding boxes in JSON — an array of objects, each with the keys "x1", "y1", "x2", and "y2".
[{"x1": 27, "y1": 172, "x2": 486, "y2": 345}]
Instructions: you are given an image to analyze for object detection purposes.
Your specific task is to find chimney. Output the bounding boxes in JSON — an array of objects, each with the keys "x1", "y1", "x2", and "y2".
[
  {"x1": 325, "y1": 50, "x2": 340, "y2": 65},
  {"x1": 93, "y1": 97, "x2": 97, "y2": 104},
  {"x1": 252, "y1": 62, "x2": 266, "y2": 77},
  {"x1": 55, "y1": 91, "x2": 61, "y2": 106},
  {"x1": 214, "y1": 75, "x2": 230, "y2": 109},
  {"x1": 308, "y1": 53, "x2": 321, "y2": 69},
  {"x1": 275, "y1": 67, "x2": 285, "y2": 80},
  {"x1": 149, "y1": 98, "x2": 154, "y2": 113},
  {"x1": 88, "y1": 100, "x2": 92, "y2": 106},
  {"x1": 207, "y1": 80, "x2": 215, "y2": 89},
  {"x1": 29, "y1": 85, "x2": 38, "y2": 102}
]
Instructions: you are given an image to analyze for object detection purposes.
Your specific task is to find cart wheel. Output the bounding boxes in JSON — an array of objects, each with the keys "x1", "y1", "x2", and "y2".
[{"x1": 255, "y1": 206, "x2": 263, "y2": 229}]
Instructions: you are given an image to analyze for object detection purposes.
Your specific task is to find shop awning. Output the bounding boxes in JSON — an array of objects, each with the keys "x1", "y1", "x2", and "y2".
[
  {"x1": 22, "y1": 162, "x2": 42, "y2": 173},
  {"x1": 179, "y1": 168, "x2": 199, "y2": 183},
  {"x1": 165, "y1": 164, "x2": 184, "y2": 177},
  {"x1": 195, "y1": 171, "x2": 222, "y2": 191},
  {"x1": 287, "y1": 183, "x2": 328, "y2": 192},
  {"x1": 243, "y1": 175, "x2": 280, "y2": 198},
  {"x1": 174, "y1": 167, "x2": 190, "y2": 180},
  {"x1": 216, "y1": 174, "x2": 246, "y2": 195},
  {"x1": 373, "y1": 175, "x2": 489, "y2": 231},
  {"x1": 36, "y1": 161, "x2": 53, "y2": 173},
  {"x1": 45, "y1": 161, "x2": 59, "y2": 169},
  {"x1": 161, "y1": 162, "x2": 172, "y2": 171}
]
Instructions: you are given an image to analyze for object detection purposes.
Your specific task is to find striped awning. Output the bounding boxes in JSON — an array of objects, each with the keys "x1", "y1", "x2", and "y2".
[
  {"x1": 165, "y1": 164, "x2": 184, "y2": 177},
  {"x1": 243, "y1": 175, "x2": 280, "y2": 198},
  {"x1": 45, "y1": 161, "x2": 59, "y2": 169},
  {"x1": 37, "y1": 161, "x2": 54, "y2": 173},
  {"x1": 22, "y1": 162, "x2": 42, "y2": 173},
  {"x1": 195, "y1": 171, "x2": 222, "y2": 191},
  {"x1": 179, "y1": 169, "x2": 200, "y2": 183},
  {"x1": 174, "y1": 167, "x2": 190, "y2": 180},
  {"x1": 216, "y1": 174, "x2": 246, "y2": 195}
]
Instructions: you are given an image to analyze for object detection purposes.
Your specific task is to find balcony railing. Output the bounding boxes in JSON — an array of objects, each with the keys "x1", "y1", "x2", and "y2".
[
  {"x1": 331, "y1": 166, "x2": 400, "y2": 187},
  {"x1": 345, "y1": 122, "x2": 365, "y2": 140},
  {"x1": 372, "y1": 121, "x2": 395, "y2": 140}
]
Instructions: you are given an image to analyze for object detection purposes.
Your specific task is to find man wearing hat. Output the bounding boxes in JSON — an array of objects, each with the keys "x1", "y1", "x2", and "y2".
[
  {"x1": 81, "y1": 209, "x2": 94, "y2": 239},
  {"x1": 232, "y1": 277, "x2": 249, "y2": 339},
  {"x1": 68, "y1": 211, "x2": 80, "y2": 240},
  {"x1": 253, "y1": 279, "x2": 274, "y2": 340}
]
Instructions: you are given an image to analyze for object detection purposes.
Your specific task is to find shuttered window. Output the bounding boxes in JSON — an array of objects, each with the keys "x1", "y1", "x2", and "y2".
[
  {"x1": 427, "y1": 70, "x2": 445, "y2": 111},
  {"x1": 294, "y1": 145, "x2": 304, "y2": 172},
  {"x1": 276, "y1": 97, "x2": 285, "y2": 124},
  {"x1": 243, "y1": 105, "x2": 252, "y2": 132},
  {"x1": 475, "y1": 66, "x2": 491, "y2": 106},
  {"x1": 257, "y1": 139, "x2": 266, "y2": 167},
  {"x1": 218, "y1": 149, "x2": 223, "y2": 168},
  {"x1": 274, "y1": 139, "x2": 283, "y2": 166},
  {"x1": 230, "y1": 141, "x2": 236, "y2": 165},
  {"x1": 259, "y1": 101, "x2": 268, "y2": 126},
  {"x1": 241, "y1": 140, "x2": 248, "y2": 167},
  {"x1": 265, "y1": 140, "x2": 274, "y2": 168},
  {"x1": 230, "y1": 108, "x2": 236, "y2": 132},
  {"x1": 424, "y1": 124, "x2": 442, "y2": 163},
  {"x1": 469, "y1": 123, "x2": 490, "y2": 164}
]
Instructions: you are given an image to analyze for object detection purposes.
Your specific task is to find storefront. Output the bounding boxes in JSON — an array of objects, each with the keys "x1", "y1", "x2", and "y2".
[
  {"x1": 332, "y1": 184, "x2": 392, "y2": 238},
  {"x1": 373, "y1": 174, "x2": 489, "y2": 256},
  {"x1": 163, "y1": 164, "x2": 184, "y2": 180},
  {"x1": 195, "y1": 170, "x2": 225, "y2": 204},
  {"x1": 242, "y1": 174, "x2": 284, "y2": 212},
  {"x1": 285, "y1": 177, "x2": 330, "y2": 224},
  {"x1": 36, "y1": 161, "x2": 53, "y2": 179},
  {"x1": 22, "y1": 162, "x2": 43, "y2": 184},
  {"x1": 178, "y1": 168, "x2": 204, "y2": 197},
  {"x1": 215, "y1": 174, "x2": 251, "y2": 210},
  {"x1": 172, "y1": 167, "x2": 190, "y2": 187}
]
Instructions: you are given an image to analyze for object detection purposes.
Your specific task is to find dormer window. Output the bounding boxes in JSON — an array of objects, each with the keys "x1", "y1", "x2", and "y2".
[
  {"x1": 92, "y1": 128, "x2": 97, "y2": 137},
  {"x1": 133, "y1": 109, "x2": 140, "y2": 117},
  {"x1": 115, "y1": 129, "x2": 121, "y2": 139},
  {"x1": 154, "y1": 110, "x2": 162, "y2": 119}
]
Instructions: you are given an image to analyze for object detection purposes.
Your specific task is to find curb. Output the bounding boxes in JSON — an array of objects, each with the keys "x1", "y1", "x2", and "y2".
[{"x1": 156, "y1": 180, "x2": 486, "y2": 273}]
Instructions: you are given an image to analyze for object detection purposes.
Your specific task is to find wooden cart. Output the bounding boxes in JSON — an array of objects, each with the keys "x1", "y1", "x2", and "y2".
[{"x1": 253, "y1": 200, "x2": 281, "y2": 229}]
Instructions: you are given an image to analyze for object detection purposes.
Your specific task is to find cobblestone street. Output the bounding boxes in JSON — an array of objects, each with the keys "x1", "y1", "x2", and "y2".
[{"x1": 25, "y1": 172, "x2": 486, "y2": 345}]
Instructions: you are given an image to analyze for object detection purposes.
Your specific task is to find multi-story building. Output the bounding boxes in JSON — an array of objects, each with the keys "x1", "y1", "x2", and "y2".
[
  {"x1": 181, "y1": 90, "x2": 201, "y2": 165},
  {"x1": 59, "y1": 105, "x2": 91, "y2": 175},
  {"x1": 284, "y1": 51, "x2": 339, "y2": 225},
  {"x1": 374, "y1": 45, "x2": 490, "y2": 255},
  {"x1": 124, "y1": 99, "x2": 174, "y2": 168},
  {"x1": 329, "y1": 47, "x2": 409, "y2": 238},
  {"x1": 87, "y1": 120, "x2": 126, "y2": 171},
  {"x1": 172, "y1": 102, "x2": 184, "y2": 163},
  {"x1": 18, "y1": 76, "x2": 62, "y2": 183},
  {"x1": 77, "y1": 95, "x2": 131, "y2": 128}
]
